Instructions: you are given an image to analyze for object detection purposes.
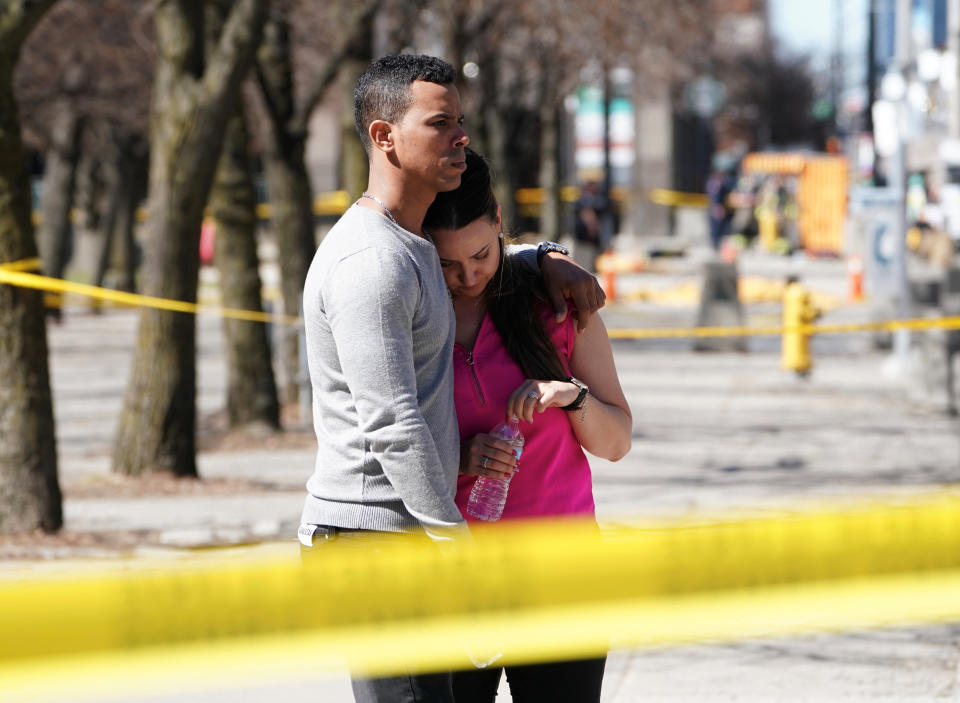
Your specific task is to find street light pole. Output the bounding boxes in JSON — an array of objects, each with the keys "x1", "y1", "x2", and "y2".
[
  {"x1": 891, "y1": 0, "x2": 912, "y2": 370},
  {"x1": 949, "y1": 0, "x2": 960, "y2": 140}
]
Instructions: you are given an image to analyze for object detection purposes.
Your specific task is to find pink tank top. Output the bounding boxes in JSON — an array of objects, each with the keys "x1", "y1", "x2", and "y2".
[{"x1": 452, "y1": 304, "x2": 595, "y2": 521}]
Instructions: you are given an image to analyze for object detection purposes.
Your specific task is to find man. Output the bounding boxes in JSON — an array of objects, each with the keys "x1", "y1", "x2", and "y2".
[{"x1": 299, "y1": 54, "x2": 604, "y2": 702}]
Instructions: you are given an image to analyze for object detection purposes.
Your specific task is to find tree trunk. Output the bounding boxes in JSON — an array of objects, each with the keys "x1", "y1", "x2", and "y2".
[
  {"x1": 538, "y1": 101, "x2": 561, "y2": 240},
  {"x1": 112, "y1": 0, "x2": 266, "y2": 477},
  {"x1": 474, "y1": 49, "x2": 524, "y2": 231},
  {"x1": 339, "y1": 66, "x2": 369, "y2": 202},
  {"x1": 338, "y1": 9, "x2": 373, "y2": 202},
  {"x1": 255, "y1": 2, "x2": 377, "y2": 405},
  {"x1": 263, "y1": 147, "x2": 314, "y2": 405},
  {"x1": 87, "y1": 133, "x2": 118, "y2": 295},
  {"x1": 256, "y1": 11, "x2": 316, "y2": 406},
  {"x1": 536, "y1": 54, "x2": 562, "y2": 241},
  {"x1": 108, "y1": 132, "x2": 148, "y2": 293},
  {"x1": 482, "y1": 72, "x2": 519, "y2": 230},
  {"x1": 373, "y1": 0, "x2": 422, "y2": 56},
  {"x1": 38, "y1": 102, "x2": 82, "y2": 301},
  {"x1": 209, "y1": 105, "x2": 279, "y2": 430},
  {"x1": 87, "y1": 127, "x2": 147, "y2": 300},
  {"x1": 0, "y1": 0, "x2": 63, "y2": 533}
]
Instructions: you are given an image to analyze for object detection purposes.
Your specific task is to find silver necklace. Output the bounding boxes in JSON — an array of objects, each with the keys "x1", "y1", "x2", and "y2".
[{"x1": 360, "y1": 192, "x2": 398, "y2": 226}]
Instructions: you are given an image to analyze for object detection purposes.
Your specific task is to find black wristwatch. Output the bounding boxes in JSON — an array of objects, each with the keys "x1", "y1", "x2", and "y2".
[
  {"x1": 537, "y1": 241, "x2": 570, "y2": 267},
  {"x1": 560, "y1": 376, "x2": 589, "y2": 411}
]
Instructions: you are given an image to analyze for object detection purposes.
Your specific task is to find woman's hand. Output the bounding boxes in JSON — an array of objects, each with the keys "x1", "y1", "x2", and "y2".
[
  {"x1": 460, "y1": 433, "x2": 518, "y2": 478},
  {"x1": 506, "y1": 379, "x2": 581, "y2": 423}
]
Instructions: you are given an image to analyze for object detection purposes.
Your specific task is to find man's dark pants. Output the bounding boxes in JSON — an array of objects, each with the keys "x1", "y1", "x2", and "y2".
[{"x1": 300, "y1": 527, "x2": 456, "y2": 703}]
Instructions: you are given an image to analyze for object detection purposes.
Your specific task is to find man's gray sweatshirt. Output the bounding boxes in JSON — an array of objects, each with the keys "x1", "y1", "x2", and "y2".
[{"x1": 300, "y1": 205, "x2": 464, "y2": 533}]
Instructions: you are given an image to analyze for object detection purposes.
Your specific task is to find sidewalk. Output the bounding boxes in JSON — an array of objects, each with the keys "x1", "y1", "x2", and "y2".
[{"x1": 6, "y1": 250, "x2": 960, "y2": 700}]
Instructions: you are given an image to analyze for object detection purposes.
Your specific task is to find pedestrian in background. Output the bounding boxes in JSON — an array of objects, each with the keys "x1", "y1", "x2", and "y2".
[
  {"x1": 424, "y1": 148, "x2": 633, "y2": 703},
  {"x1": 706, "y1": 165, "x2": 735, "y2": 251},
  {"x1": 573, "y1": 180, "x2": 608, "y2": 271}
]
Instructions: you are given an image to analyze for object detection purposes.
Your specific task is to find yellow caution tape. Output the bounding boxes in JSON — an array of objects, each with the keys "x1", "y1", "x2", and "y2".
[
  {"x1": 37, "y1": 185, "x2": 661, "y2": 224},
  {"x1": 30, "y1": 184, "x2": 710, "y2": 229},
  {"x1": 5, "y1": 569, "x2": 960, "y2": 703},
  {"x1": 0, "y1": 268, "x2": 300, "y2": 325},
  {"x1": 648, "y1": 187, "x2": 709, "y2": 208},
  {"x1": 612, "y1": 274, "x2": 848, "y2": 311},
  {"x1": 2, "y1": 258, "x2": 958, "y2": 340},
  {"x1": 515, "y1": 186, "x2": 700, "y2": 209},
  {"x1": 0, "y1": 257, "x2": 42, "y2": 272},
  {"x1": 254, "y1": 190, "x2": 355, "y2": 219},
  {"x1": 34, "y1": 192, "x2": 357, "y2": 226},
  {"x1": 1, "y1": 491, "x2": 960, "y2": 701},
  {"x1": 608, "y1": 315, "x2": 960, "y2": 339},
  {"x1": 514, "y1": 186, "x2": 583, "y2": 205}
]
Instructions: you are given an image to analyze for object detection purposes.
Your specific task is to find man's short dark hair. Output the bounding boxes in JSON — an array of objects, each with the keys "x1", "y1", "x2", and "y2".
[{"x1": 354, "y1": 54, "x2": 457, "y2": 154}]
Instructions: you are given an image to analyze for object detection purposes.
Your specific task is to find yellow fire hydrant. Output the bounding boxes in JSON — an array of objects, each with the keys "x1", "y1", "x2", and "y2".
[{"x1": 782, "y1": 277, "x2": 820, "y2": 376}]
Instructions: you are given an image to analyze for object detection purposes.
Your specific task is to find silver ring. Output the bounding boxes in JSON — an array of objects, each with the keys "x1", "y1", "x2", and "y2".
[
  {"x1": 481, "y1": 456, "x2": 489, "y2": 469},
  {"x1": 527, "y1": 390, "x2": 540, "y2": 399}
]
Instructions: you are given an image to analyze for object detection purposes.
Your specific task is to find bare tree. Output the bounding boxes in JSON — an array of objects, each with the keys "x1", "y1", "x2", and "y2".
[
  {"x1": 207, "y1": 0, "x2": 279, "y2": 432},
  {"x1": 254, "y1": 0, "x2": 379, "y2": 405},
  {"x1": 16, "y1": 0, "x2": 154, "y2": 294},
  {"x1": 442, "y1": 0, "x2": 710, "y2": 236},
  {"x1": 36, "y1": 85, "x2": 82, "y2": 304},
  {"x1": 88, "y1": 125, "x2": 148, "y2": 293},
  {"x1": 0, "y1": 0, "x2": 63, "y2": 533},
  {"x1": 113, "y1": 0, "x2": 267, "y2": 477},
  {"x1": 209, "y1": 104, "x2": 280, "y2": 431}
]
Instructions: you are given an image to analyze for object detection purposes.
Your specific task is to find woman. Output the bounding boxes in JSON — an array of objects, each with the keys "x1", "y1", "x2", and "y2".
[{"x1": 423, "y1": 149, "x2": 632, "y2": 703}]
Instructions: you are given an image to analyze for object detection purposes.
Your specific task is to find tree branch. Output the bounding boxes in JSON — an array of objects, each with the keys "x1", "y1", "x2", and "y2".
[
  {"x1": 253, "y1": 58, "x2": 286, "y2": 146},
  {"x1": 201, "y1": 0, "x2": 267, "y2": 107},
  {"x1": 292, "y1": 0, "x2": 380, "y2": 132},
  {"x1": 253, "y1": 6, "x2": 294, "y2": 142},
  {"x1": 0, "y1": 0, "x2": 61, "y2": 53}
]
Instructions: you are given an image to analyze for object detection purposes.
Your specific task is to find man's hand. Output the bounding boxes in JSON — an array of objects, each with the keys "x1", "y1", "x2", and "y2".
[{"x1": 541, "y1": 251, "x2": 606, "y2": 332}]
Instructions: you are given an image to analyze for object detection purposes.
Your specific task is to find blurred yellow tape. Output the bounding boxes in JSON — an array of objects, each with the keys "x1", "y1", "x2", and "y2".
[
  {"x1": 0, "y1": 267, "x2": 300, "y2": 325},
  {"x1": 648, "y1": 187, "x2": 709, "y2": 208},
  {"x1": 5, "y1": 258, "x2": 960, "y2": 341},
  {"x1": 2, "y1": 491, "x2": 960, "y2": 701},
  {"x1": 0, "y1": 257, "x2": 42, "y2": 272},
  {"x1": 608, "y1": 316, "x2": 960, "y2": 339}
]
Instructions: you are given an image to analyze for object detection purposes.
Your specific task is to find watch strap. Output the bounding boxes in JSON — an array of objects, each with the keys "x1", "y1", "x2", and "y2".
[
  {"x1": 537, "y1": 241, "x2": 571, "y2": 267},
  {"x1": 560, "y1": 376, "x2": 589, "y2": 411}
]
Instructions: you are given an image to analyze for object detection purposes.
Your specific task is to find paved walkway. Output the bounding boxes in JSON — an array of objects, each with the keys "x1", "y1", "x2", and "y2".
[{"x1": 7, "y1": 250, "x2": 960, "y2": 701}]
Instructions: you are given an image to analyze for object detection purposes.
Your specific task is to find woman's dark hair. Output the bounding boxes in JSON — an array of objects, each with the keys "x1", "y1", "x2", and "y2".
[{"x1": 424, "y1": 149, "x2": 568, "y2": 382}]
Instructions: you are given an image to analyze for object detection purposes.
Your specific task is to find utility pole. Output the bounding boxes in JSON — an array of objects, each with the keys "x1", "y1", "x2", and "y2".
[
  {"x1": 891, "y1": 0, "x2": 912, "y2": 369},
  {"x1": 866, "y1": 0, "x2": 877, "y2": 136},
  {"x1": 949, "y1": 0, "x2": 960, "y2": 140},
  {"x1": 832, "y1": 0, "x2": 844, "y2": 136},
  {"x1": 601, "y1": 63, "x2": 614, "y2": 251}
]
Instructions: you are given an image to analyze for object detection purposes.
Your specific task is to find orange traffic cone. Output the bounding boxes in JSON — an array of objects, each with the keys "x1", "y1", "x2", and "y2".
[
  {"x1": 596, "y1": 251, "x2": 616, "y2": 301},
  {"x1": 848, "y1": 255, "x2": 863, "y2": 302},
  {"x1": 720, "y1": 239, "x2": 738, "y2": 263}
]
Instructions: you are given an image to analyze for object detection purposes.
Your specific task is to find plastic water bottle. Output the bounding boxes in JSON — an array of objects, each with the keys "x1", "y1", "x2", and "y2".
[{"x1": 466, "y1": 416, "x2": 524, "y2": 521}]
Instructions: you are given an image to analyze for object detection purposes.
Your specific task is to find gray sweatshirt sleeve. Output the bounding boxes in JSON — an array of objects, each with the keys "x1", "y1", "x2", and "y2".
[
  {"x1": 323, "y1": 246, "x2": 465, "y2": 532},
  {"x1": 505, "y1": 243, "x2": 538, "y2": 271}
]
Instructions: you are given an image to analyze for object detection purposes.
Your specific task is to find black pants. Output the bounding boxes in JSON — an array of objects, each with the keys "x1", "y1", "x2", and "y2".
[
  {"x1": 352, "y1": 671, "x2": 455, "y2": 703},
  {"x1": 452, "y1": 656, "x2": 606, "y2": 703}
]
